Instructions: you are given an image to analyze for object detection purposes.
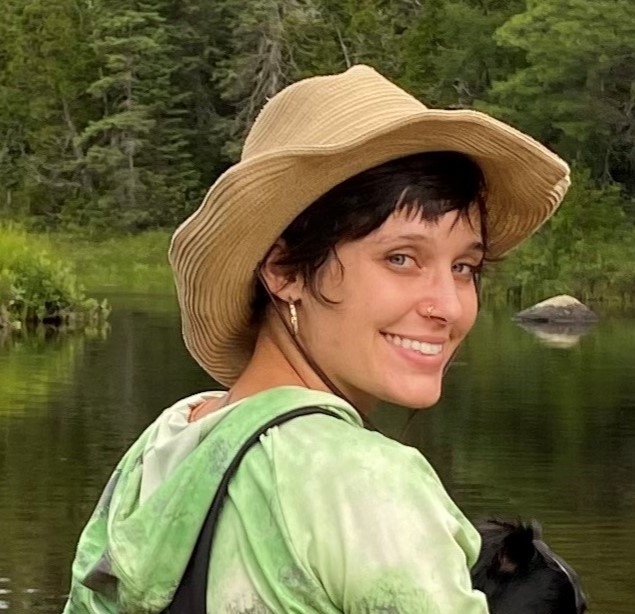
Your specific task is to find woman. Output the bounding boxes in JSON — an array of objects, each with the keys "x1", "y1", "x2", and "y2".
[{"x1": 63, "y1": 65, "x2": 570, "y2": 613}]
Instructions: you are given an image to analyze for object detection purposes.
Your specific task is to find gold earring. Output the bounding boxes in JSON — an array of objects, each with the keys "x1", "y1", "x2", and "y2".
[{"x1": 288, "y1": 299, "x2": 298, "y2": 335}]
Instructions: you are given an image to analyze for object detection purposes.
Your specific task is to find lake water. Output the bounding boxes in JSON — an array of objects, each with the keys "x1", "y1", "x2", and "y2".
[{"x1": 1, "y1": 293, "x2": 634, "y2": 612}]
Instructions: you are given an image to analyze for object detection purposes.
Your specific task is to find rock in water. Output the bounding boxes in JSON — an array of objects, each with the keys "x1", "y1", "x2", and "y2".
[{"x1": 513, "y1": 295, "x2": 598, "y2": 323}]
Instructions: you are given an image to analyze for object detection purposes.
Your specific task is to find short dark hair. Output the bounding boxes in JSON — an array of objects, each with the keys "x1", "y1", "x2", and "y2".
[{"x1": 253, "y1": 151, "x2": 488, "y2": 322}]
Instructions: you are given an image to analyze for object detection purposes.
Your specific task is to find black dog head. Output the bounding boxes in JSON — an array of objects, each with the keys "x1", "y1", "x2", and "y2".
[{"x1": 471, "y1": 519, "x2": 587, "y2": 614}]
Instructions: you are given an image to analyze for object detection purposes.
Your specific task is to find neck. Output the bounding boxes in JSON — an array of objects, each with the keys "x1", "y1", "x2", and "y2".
[
  {"x1": 224, "y1": 327, "x2": 328, "y2": 402},
  {"x1": 226, "y1": 324, "x2": 378, "y2": 416}
]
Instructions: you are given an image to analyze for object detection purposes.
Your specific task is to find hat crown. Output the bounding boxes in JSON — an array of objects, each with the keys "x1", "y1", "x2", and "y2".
[{"x1": 242, "y1": 65, "x2": 427, "y2": 160}]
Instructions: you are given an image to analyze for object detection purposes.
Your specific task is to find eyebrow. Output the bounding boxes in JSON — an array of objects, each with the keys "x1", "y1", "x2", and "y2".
[{"x1": 375, "y1": 233, "x2": 485, "y2": 254}]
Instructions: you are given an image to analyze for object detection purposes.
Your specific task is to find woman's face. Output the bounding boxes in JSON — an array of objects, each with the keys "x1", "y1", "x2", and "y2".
[{"x1": 295, "y1": 208, "x2": 483, "y2": 411}]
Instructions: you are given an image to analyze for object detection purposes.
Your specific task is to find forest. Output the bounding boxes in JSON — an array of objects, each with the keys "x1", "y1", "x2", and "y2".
[{"x1": 1, "y1": 0, "x2": 634, "y2": 306}]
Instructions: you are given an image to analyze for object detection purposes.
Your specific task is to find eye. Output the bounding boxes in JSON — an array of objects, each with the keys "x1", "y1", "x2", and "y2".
[
  {"x1": 452, "y1": 262, "x2": 481, "y2": 278},
  {"x1": 387, "y1": 253, "x2": 416, "y2": 268}
]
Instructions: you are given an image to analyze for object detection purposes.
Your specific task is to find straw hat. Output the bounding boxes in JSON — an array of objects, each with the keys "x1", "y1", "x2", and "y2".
[{"x1": 169, "y1": 65, "x2": 570, "y2": 385}]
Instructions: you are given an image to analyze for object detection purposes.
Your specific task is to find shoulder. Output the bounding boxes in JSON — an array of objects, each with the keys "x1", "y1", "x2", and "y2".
[
  {"x1": 258, "y1": 415, "x2": 485, "y2": 609},
  {"x1": 267, "y1": 412, "x2": 444, "y2": 494},
  {"x1": 263, "y1": 414, "x2": 475, "y2": 541}
]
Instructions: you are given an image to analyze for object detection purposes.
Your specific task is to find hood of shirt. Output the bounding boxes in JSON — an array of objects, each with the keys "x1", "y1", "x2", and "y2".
[{"x1": 64, "y1": 387, "x2": 361, "y2": 613}]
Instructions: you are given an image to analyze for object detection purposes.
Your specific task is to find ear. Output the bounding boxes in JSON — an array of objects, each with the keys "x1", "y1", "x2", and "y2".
[
  {"x1": 499, "y1": 522, "x2": 537, "y2": 573},
  {"x1": 259, "y1": 239, "x2": 304, "y2": 302}
]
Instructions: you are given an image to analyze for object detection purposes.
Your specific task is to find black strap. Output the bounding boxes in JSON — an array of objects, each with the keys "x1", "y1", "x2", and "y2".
[{"x1": 162, "y1": 406, "x2": 342, "y2": 613}]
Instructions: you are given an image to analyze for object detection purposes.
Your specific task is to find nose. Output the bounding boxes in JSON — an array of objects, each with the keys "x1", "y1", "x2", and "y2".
[{"x1": 415, "y1": 267, "x2": 464, "y2": 323}]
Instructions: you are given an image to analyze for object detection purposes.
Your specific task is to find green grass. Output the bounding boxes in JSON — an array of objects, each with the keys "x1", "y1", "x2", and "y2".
[{"x1": 48, "y1": 230, "x2": 175, "y2": 294}]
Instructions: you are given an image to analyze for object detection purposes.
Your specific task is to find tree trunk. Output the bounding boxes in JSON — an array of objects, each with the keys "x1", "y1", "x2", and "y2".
[{"x1": 61, "y1": 96, "x2": 94, "y2": 195}]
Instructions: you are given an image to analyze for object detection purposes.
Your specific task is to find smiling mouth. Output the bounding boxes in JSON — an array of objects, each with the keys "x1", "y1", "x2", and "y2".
[{"x1": 382, "y1": 333, "x2": 443, "y2": 356}]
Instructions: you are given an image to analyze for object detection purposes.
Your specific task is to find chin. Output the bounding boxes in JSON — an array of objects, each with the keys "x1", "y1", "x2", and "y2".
[
  {"x1": 382, "y1": 380, "x2": 442, "y2": 409},
  {"x1": 398, "y1": 395, "x2": 440, "y2": 410},
  {"x1": 368, "y1": 350, "x2": 450, "y2": 408}
]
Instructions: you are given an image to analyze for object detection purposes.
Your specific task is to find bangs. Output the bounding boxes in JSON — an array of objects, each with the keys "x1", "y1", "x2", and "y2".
[{"x1": 394, "y1": 187, "x2": 486, "y2": 240}]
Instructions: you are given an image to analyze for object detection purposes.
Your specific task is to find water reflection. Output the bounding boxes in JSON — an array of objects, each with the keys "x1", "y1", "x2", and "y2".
[
  {"x1": 0, "y1": 297, "x2": 634, "y2": 612},
  {"x1": 375, "y1": 311, "x2": 635, "y2": 612},
  {"x1": 0, "y1": 325, "x2": 111, "y2": 418},
  {"x1": 516, "y1": 321, "x2": 597, "y2": 349}
]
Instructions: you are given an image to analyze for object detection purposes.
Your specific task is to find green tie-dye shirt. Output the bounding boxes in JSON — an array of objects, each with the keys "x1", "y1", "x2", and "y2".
[{"x1": 63, "y1": 386, "x2": 489, "y2": 613}]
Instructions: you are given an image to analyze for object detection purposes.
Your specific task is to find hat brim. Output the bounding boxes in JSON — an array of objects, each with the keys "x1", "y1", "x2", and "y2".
[{"x1": 170, "y1": 109, "x2": 570, "y2": 385}]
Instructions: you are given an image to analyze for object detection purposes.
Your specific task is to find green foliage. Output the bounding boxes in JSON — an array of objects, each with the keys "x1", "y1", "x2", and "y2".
[
  {"x1": 71, "y1": 0, "x2": 202, "y2": 230},
  {"x1": 399, "y1": 0, "x2": 526, "y2": 107},
  {"x1": 0, "y1": 0, "x2": 99, "y2": 219},
  {"x1": 483, "y1": 168, "x2": 635, "y2": 304},
  {"x1": 0, "y1": 0, "x2": 633, "y2": 297},
  {"x1": 481, "y1": 0, "x2": 635, "y2": 188},
  {"x1": 0, "y1": 225, "x2": 110, "y2": 326}
]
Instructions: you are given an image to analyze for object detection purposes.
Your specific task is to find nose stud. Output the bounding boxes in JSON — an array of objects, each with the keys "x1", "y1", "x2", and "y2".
[{"x1": 426, "y1": 304, "x2": 435, "y2": 317}]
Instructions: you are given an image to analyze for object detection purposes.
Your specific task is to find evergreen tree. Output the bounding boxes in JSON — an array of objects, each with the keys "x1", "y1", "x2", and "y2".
[
  {"x1": 0, "y1": 0, "x2": 632, "y2": 246},
  {"x1": 78, "y1": 0, "x2": 200, "y2": 229},
  {"x1": 0, "y1": 0, "x2": 97, "y2": 220},
  {"x1": 483, "y1": 0, "x2": 635, "y2": 188},
  {"x1": 210, "y1": 0, "x2": 306, "y2": 160},
  {"x1": 161, "y1": 0, "x2": 235, "y2": 187}
]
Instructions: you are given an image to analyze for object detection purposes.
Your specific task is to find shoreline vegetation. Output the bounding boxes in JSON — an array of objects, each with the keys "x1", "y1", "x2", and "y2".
[
  {"x1": 481, "y1": 168, "x2": 635, "y2": 310},
  {"x1": 3, "y1": 164, "x2": 634, "y2": 326},
  {"x1": 0, "y1": 225, "x2": 110, "y2": 333}
]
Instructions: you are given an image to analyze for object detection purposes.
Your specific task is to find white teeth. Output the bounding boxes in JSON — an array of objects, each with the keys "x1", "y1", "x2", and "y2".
[
  {"x1": 419, "y1": 342, "x2": 442, "y2": 355},
  {"x1": 384, "y1": 333, "x2": 442, "y2": 356}
]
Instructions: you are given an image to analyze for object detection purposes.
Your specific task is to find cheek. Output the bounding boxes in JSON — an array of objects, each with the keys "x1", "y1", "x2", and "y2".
[
  {"x1": 303, "y1": 284, "x2": 382, "y2": 351},
  {"x1": 301, "y1": 302, "x2": 354, "y2": 350},
  {"x1": 338, "y1": 272, "x2": 406, "y2": 333}
]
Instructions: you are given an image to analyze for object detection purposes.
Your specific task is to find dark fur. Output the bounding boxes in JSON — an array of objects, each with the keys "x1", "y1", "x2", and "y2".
[{"x1": 472, "y1": 519, "x2": 587, "y2": 614}]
